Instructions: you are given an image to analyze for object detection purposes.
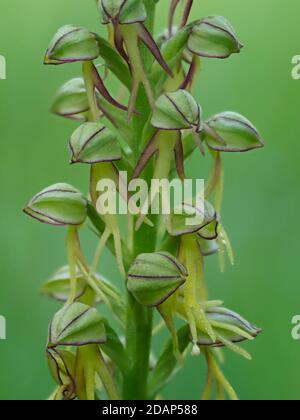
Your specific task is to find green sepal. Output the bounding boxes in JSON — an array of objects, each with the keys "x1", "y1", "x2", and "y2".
[
  {"x1": 198, "y1": 238, "x2": 219, "y2": 257},
  {"x1": 70, "y1": 122, "x2": 122, "y2": 164},
  {"x1": 48, "y1": 303, "x2": 106, "y2": 348},
  {"x1": 196, "y1": 307, "x2": 262, "y2": 346},
  {"x1": 151, "y1": 90, "x2": 202, "y2": 132},
  {"x1": 167, "y1": 201, "x2": 218, "y2": 237},
  {"x1": 99, "y1": 0, "x2": 147, "y2": 24},
  {"x1": 127, "y1": 252, "x2": 187, "y2": 307},
  {"x1": 23, "y1": 183, "x2": 87, "y2": 227},
  {"x1": 188, "y1": 16, "x2": 243, "y2": 59},
  {"x1": 47, "y1": 348, "x2": 76, "y2": 387},
  {"x1": 204, "y1": 112, "x2": 265, "y2": 152},
  {"x1": 42, "y1": 266, "x2": 102, "y2": 304},
  {"x1": 51, "y1": 78, "x2": 91, "y2": 122},
  {"x1": 44, "y1": 25, "x2": 100, "y2": 65}
]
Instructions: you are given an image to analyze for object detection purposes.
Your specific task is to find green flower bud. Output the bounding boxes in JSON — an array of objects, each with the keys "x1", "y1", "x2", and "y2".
[
  {"x1": 47, "y1": 302, "x2": 106, "y2": 348},
  {"x1": 204, "y1": 112, "x2": 265, "y2": 152},
  {"x1": 188, "y1": 16, "x2": 243, "y2": 59},
  {"x1": 167, "y1": 201, "x2": 219, "y2": 238},
  {"x1": 44, "y1": 25, "x2": 100, "y2": 65},
  {"x1": 196, "y1": 307, "x2": 262, "y2": 346},
  {"x1": 23, "y1": 184, "x2": 87, "y2": 227},
  {"x1": 47, "y1": 348, "x2": 76, "y2": 389},
  {"x1": 42, "y1": 266, "x2": 86, "y2": 302},
  {"x1": 151, "y1": 90, "x2": 202, "y2": 132},
  {"x1": 69, "y1": 122, "x2": 122, "y2": 165},
  {"x1": 99, "y1": 0, "x2": 147, "y2": 25},
  {"x1": 42, "y1": 266, "x2": 102, "y2": 304},
  {"x1": 51, "y1": 78, "x2": 92, "y2": 122},
  {"x1": 127, "y1": 252, "x2": 187, "y2": 307}
]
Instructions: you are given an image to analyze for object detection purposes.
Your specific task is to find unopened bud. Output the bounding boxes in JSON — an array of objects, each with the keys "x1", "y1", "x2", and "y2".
[{"x1": 127, "y1": 252, "x2": 187, "y2": 307}]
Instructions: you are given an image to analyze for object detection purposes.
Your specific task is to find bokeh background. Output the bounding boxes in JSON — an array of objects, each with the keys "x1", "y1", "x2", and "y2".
[{"x1": 0, "y1": 0, "x2": 299, "y2": 400}]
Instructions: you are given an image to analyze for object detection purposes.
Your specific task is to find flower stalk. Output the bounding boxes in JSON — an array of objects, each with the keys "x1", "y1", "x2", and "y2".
[{"x1": 24, "y1": 0, "x2": 264, "y2": 401}]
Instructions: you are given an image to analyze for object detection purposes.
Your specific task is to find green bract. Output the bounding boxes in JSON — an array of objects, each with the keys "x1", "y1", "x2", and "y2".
[
  {"x1": 51, "y1": 78, "x2": 93, "y2": 121},
  {"x1": 151, "y1": 90, "x2": 202, "y2": 132},
  {"x1": 167, "y1": 201, "x2": 219, "y2": 238},
  {"x1": 44, "y1": 25, "x2": 100, "y2": 65},
  {"x1": 69, "y1": 122, "x2": 122, "y2": 164},
  {"x1": 196, "y1": 307, "x2": 262, "y2": 346},
  {"x1": 188, "y1": 16, "x2": 243, "y2": 59},
  {"x1": 204, "y1": 112, "x2": 264, "y2": 152},
  {"x1": 127, "y1": 252, "x2": 187, "y2": 307},
  {"x1": 23, "y1": 184, "x2": 87, "y2": 226},
  {"x1": 99, "y1": 0, "x2": 147, "y2": 24},
  {"x1": 48, "y1": 303, "x2": 106, "y2": 348}
]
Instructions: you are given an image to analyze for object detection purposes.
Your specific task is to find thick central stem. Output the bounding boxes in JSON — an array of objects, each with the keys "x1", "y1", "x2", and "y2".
[
  {"x1": 123, "y1": 295, "x2": 153, "y2": 400},
  {"x1": 122, "y1": 3, "x2": 158, "y2": 401}
]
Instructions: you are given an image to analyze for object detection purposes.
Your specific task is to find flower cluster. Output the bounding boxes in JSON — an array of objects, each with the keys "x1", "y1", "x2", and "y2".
[{"x1": 24, "y1": 0, "x2": 264, "y2": 401}]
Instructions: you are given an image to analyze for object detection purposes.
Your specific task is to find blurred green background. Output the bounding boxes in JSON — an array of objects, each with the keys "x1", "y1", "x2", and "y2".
[{"x1": 0, "y1": 0, "x2": 299, "y2": 400}]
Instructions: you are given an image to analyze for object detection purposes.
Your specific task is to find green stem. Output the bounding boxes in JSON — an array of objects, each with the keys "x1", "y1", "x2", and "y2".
[
  {"x1": 82, "y1": 61, "x2": 99, "y2": 122},
  {"x1": 66, "y1": 226, "x2": 78, "y2": 305},
  {"x1": 123, "y1": 295, "x2": 153, "y2": 400},
  {"x1": 123, "y1": 3, "x2": 157, "y2": 401}
]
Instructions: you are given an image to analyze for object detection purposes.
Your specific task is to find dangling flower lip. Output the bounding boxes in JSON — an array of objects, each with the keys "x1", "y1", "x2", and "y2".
[{"x1": 44, "y1": 26, "x2": 100, "y2": 65}]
